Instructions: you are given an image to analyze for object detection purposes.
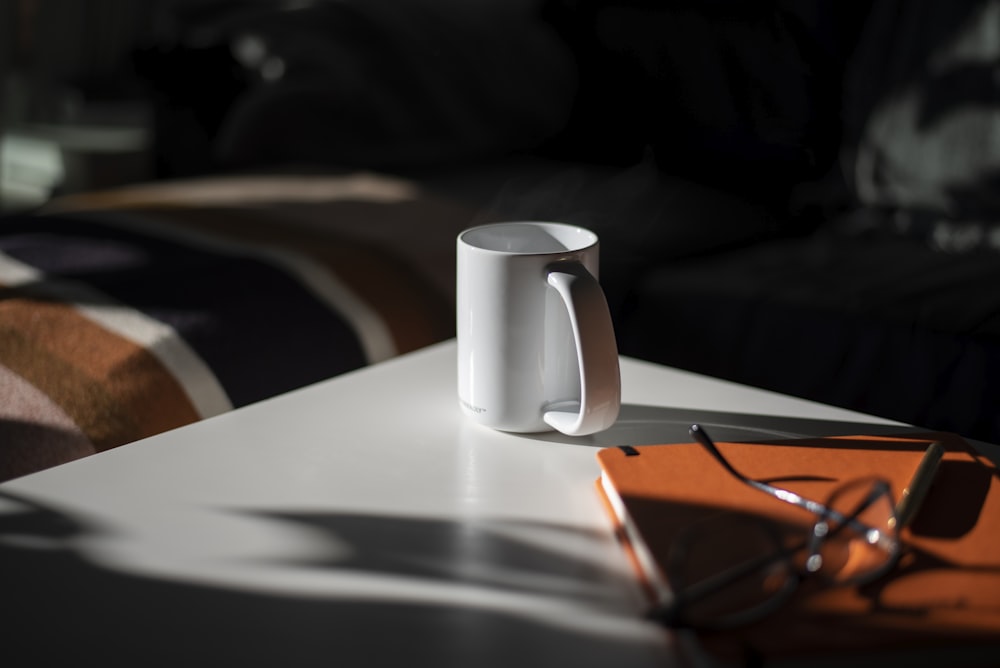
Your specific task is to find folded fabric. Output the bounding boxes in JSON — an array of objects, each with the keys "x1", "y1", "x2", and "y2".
[{"x1": 0, "y1": 173, "x2": 459, "y2": 481}]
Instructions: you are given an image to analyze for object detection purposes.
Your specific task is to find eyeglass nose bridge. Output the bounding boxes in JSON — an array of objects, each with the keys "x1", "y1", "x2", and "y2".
[{"x1": 803, "y1": 477, "x2": 901, "y2": 584}]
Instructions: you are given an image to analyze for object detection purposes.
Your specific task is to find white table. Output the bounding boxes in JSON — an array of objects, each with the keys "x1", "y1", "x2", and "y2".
[{"x1": 1, "y1": 340, "x2": 925, "y2": 666}]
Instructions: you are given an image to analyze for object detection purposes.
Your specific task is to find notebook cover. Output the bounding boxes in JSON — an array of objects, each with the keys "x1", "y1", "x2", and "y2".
[{"x1": 596, "y1": 432, "x2": 1000, "y2": 662}]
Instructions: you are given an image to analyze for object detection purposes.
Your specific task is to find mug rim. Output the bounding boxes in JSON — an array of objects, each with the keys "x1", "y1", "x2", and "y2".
[{"x1": 458, "y1": 221, "x2": 598, "y2": 255}]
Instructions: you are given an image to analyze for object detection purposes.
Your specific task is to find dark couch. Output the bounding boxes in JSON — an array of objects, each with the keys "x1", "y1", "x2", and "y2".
[
  {"x1": 4, "y1": 1, "x2": 999, "y2": 480},
  {"x1": 141, "y1": 0, "x2": 996, "y2": 442},
  {"x1": 606, "y1": 1, "x2": 1000, "y2": 445}
]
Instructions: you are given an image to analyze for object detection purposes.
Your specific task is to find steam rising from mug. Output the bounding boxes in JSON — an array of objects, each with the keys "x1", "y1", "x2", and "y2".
[{"x1": 456, "y1": 221, "x2": 621, "y2": 435}]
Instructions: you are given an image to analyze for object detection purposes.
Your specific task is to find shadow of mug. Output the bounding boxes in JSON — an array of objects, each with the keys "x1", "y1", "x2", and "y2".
[{"x1": 517, "y1": 403, "x2": 915, "y2": 449}]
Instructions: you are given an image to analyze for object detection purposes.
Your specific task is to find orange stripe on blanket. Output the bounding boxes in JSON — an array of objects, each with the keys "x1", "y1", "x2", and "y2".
[{"x1": 0, "y1": 296, "x2": 201, "y2": 452}]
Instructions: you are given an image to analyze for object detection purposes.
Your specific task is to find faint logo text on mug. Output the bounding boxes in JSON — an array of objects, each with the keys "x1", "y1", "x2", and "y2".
[{"x1": 460, "y1": 399, "x2": 486, "y2": 414}]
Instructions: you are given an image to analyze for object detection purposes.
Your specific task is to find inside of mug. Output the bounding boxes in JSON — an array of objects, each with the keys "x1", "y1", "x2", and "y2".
[{"x1": 462, "y1": 222, "x2": 596, "y2": 254}]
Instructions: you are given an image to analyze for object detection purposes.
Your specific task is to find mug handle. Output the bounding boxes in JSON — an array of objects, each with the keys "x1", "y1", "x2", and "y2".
[{"x1": 543, "y1": 264, "x2": 621, "y2": 435}]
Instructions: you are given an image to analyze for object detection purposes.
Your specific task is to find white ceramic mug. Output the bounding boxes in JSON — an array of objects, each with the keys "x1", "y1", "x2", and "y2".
[{"x1": 456, "y1": 221, "x2": 620, "y2": 435}]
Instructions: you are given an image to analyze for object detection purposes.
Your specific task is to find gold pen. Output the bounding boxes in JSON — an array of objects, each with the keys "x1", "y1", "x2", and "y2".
[{"x1": 893, "y1": 440, "x2": 945, "y2": 529}]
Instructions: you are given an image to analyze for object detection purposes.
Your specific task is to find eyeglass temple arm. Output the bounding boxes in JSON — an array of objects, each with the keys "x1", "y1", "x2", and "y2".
[{"x1": 688, "y1": 424, "x2": 829, "y2": 516}]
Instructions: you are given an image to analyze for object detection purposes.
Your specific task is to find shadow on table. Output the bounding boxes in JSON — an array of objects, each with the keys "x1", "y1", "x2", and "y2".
[
  {"x1": 0, "y1": 492, "x2": 662, "y2": 668},
  {"x1": 1, "y1": 407, "x2": 989, "y2": 667},
  {"x1": 525, "y1": 403, "x2": 925, "y2": 448}
]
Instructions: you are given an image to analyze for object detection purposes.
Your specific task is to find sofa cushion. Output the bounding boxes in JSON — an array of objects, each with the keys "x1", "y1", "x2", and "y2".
[
  {"x1": 620, "y1": 221, "x2": 1000, "y2": 444},
  {"x1": 136, "y1": 0, "x2": 577, "y2": 176},
  {"x1": 539, "y1": 0, "x2": 870, "y2": 214}
]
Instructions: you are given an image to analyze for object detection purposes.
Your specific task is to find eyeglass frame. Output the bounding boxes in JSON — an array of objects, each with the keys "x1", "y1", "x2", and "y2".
[{"x1": 647, "y1": 424, "x2": 902, "y2": 628}]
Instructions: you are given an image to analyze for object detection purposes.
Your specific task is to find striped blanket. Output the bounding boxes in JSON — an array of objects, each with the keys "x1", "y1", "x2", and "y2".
[{"x1": 0, "y1": 173, "x2": 462, "y2": 481}]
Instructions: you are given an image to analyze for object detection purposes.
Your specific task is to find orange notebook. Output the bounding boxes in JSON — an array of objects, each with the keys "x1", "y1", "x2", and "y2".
[{"x1": 596, "y1": 431, "x2": 1000, "y2": 664}]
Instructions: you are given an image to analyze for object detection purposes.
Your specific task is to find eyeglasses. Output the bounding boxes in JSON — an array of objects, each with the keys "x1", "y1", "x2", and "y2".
[{"x1": 647, "y1": 424, "x2": 902, "y2": 630}]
